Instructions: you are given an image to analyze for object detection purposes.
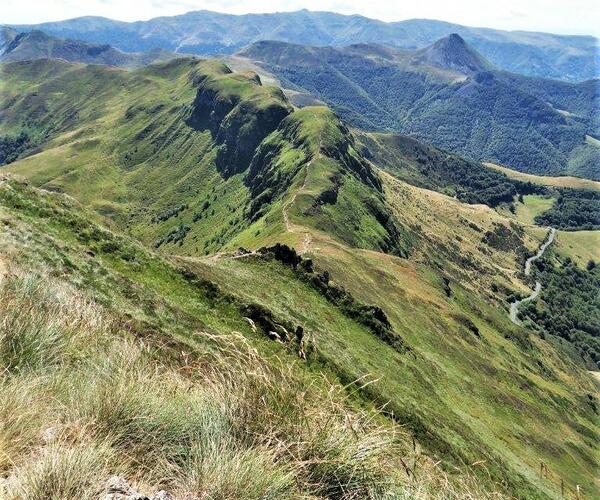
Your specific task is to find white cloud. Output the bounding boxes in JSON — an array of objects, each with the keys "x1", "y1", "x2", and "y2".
[{"x1": 2, "y1": 0, "x2": 598, "y2": 37}]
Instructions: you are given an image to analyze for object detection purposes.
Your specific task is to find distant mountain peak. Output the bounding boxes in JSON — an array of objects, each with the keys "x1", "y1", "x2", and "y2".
[{"x1": 416, "y1": 33, "x2": 493, "y2": 75}]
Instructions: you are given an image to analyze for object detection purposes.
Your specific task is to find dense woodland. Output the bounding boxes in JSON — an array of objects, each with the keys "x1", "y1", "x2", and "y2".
[
  {"x1": 0, "y1": 132, "x2": 30, "y2": 165},
  {"x1": 535, "y1": 189, "x2": 600, "y2": 230},
  {"x1": 357, "y1": 132, "x2": 542, "y2": 208},
  {"x1": 521, "y1": 256, "x2": 600, "y2": 368}
]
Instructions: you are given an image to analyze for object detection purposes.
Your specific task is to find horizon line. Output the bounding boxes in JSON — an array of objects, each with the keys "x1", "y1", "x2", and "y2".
[{"x1": 3, "y1": 8, "x2": 598, "y2": 39}]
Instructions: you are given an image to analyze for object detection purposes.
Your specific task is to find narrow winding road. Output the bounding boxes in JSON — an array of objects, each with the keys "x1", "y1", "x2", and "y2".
[{"x1": 509, "y1": 228, "x2": 556, "y2": 324}]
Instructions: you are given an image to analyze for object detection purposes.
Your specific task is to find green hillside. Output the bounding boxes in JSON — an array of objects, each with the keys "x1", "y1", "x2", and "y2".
[
  {"x1": 0, "y1": 58, "x2": 406, "y2": 256},
  {"x1": 354, "y1": 132, "x2": 600, "y2": 231},
  {"x1": 0, "y1": 58, "x2": 598, "y2": 498},
  {"x1": 0, "y1": 175, "x2": 433, "y2": 499},
  {"x1": 237, "y1": 39, "x2": 599, "y2": 180},
  {"x1": 355, "y1": 131, "x2": 532, "y2": 207}
]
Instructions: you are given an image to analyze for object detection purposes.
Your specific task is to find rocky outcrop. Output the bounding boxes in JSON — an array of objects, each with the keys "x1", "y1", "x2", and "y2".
[
  {"x1": 257, "y1": 244, "x2": 408, "y2": 353},
  {"x1": 101, "y1": 475, "x2": 171, "y2": 500}
]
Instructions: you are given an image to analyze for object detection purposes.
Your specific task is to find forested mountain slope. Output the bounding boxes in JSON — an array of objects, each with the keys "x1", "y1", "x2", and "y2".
[
  {"x1": 8, "y1": 9, "x2": 598, "y2": 81},
  {"x1": 0, "y1": 27, "x2": 178, "y2": 68},
  {"x1": 238, "y1": 37, "x2": 600, "y2": 179}
]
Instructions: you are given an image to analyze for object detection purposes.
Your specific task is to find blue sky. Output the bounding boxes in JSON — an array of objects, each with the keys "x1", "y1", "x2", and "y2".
[{"x1": 3, "y1": 0, "x2": 599, "y2": 37}]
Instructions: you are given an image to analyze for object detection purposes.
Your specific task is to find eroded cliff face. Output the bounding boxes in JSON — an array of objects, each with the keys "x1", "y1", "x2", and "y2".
[
  {"x1": 244, "y1": 106, "x2": 410, "y2": 256},
  {"x1": 186, "y1": 65, "x2": 292, "y2": 177}
]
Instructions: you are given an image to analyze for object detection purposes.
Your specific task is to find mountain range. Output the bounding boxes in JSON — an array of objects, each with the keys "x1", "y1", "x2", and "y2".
[
  {"x1": 0, "y1": 27, "x2": 178, "y2": 68},
  {"x1": 238, "y1": 36, "x2": 600, "y2": 179},
  {"x1": 7, "y1": 9, "x2": 599, "y2": 81},
  {"x1": 3, "y1": 24, "x2": 598, "y2": 180}
]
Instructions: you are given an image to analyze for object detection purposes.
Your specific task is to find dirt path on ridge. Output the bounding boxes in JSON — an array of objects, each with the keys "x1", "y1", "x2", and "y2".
[{"x1": 281, "y1": 135, "x2": 323, "y2": 255}]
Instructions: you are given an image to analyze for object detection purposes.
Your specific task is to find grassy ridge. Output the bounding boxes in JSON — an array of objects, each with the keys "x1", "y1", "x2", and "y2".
[
  {"x1": 1, "y1": 59, "x2": 406, "y2": 257},
  {"x1": 485, "y1": 162, "x2": 600, "y2": 192},
  {"x1": 1, "y1": 58, "x2": 266, "y2": 252},
  {"x1": 184, "y1": 171, "x2": 600, "y2": 499}
]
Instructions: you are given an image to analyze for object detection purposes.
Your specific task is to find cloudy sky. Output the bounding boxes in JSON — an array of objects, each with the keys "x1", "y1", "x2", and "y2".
[{"x1": 2, "y1": 0, "x2": 599, "y2": 36}]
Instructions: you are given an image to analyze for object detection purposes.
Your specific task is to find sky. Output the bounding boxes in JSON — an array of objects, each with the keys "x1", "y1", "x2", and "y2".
[{"x1": 2, "y1": 0, "x2": 599, "y2": 37}]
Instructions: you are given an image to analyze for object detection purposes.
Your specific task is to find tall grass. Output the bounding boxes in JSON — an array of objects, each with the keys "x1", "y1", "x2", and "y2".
[
  {"x1": 0, "y1": 273, "x2": 105, "y2": 373},
  {"x1": 0, "y1": 271, "x2": 501, "y2": 499},
  {"x1": 6, "y1": 439, "x2": 114, "y2": 500}
]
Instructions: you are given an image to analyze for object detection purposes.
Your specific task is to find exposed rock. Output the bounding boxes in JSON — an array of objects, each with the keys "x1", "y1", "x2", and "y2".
[
  {"x1": 41, "y1": 425, "x2": 59, "y2": 444},
  {"x1": 240, "y1": 303, "x2": 294, "y2": 340},
  {"x1": 102, "y1": 476, "x2": 149, "y2": 500},
  {"x1": 441, "y1": 276, "x2": 452, "y2": 297},
  {"x1": 295, "y1": 325, "x2": 304, "y2": 343},
  {"x1": 186, "y1": 70, "x2": 291, "y2": 178},
  {"x1": 273, "y1": 323, "x2": 289, "y2": 340},
  {"x1": 243, "y1": 316, "x2": 257, "y2": 333},
  {"x1": 235, "y1": 247, "x2": 251, "y2": 256},
  {"x1": 104, "y1": 475, "x2": 134, "y2": 495},
  {"x1": 259, "y1": 243, "x2": 302, "y2": 269},
  {"x1": 267, "y1": 330, "x2": 282, "y2": 342}
]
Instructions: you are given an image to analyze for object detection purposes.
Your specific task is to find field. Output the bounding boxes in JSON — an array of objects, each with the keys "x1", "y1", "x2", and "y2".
[
  {"x1": 555, "y1": 230, "x2": 600, "y2": 266},
  {"x1": 497, "y1": 194, "x2": 556, "y2": 226},
  {"x1": 485, "y1": 162, "x2": 600, "y2": 192}
]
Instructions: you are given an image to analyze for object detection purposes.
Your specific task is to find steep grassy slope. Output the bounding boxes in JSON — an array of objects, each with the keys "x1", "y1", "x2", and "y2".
[
  {"x1": 181, "y1": 172, "x2": 600, "y2": 499},
  {"x1": 0, "y1": 58, "x2": 284, "y2": 252},
  {"x1": 0, "y1": 28, "x2": 179, "y2": 68},
  {"x1": 9, "y1": 9, "x2": 598, "y2": 81},
  {"x1": 1, "y1": 59, "x2": 599, "y2": 498},
  {"x1": 3, "y1": 173, "x2": 596, "y2": 498},
  {"x1": 238, "y1": 38, "x2": 599, "y2": 180},
  {"x1": 2, "y1": 175, "x2": 470, "y2": 499}
]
